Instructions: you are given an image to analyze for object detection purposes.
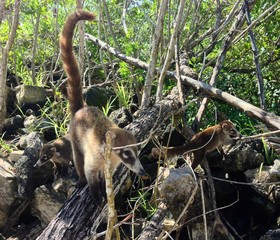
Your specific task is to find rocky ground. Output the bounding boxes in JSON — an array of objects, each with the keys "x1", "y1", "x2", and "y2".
[{"x1": 0, "y1": 85, "x2": 279, "y2": 239}]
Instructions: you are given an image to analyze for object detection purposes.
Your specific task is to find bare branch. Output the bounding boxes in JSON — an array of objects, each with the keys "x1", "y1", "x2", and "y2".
[
  {"x1": 232, "y1": 0, "x2": 280, "y2": 45},
  {"x1": 85, "y1": 33, "x2": 280, "y2": 129},
  {"x1": 244, "y1": 0, "x2": 266, "y2": 110},
  {"x1": 156, "y1": 0, "x2": 187, "y2": 101},
  {"x1": 141, "y1": 0, "x2": 168, "y2": 109},
  {"x1": 193, "y1": 2, "x2": 247, "y2": 130}
]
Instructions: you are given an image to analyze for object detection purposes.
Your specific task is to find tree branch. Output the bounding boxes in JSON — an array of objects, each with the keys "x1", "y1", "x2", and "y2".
[
  {"x1": 85, "y1": 33, "x2": 280, "y2": 129},
  {"x1": 140, "y1": 0, "x2": 168, "y2": 109}
]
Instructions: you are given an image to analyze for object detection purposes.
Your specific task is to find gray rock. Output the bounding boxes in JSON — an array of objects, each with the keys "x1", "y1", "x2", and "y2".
[
  {"x1": 245, "y1": 160, "x2": 280, "y2": 204},
  {"x1": 158, "y1": 167, "x2": 196, "y2": 218},
  {"x1": 15, "y1": 85, "x2": 47, "y2": 105},
  {"x1": 23, "y1": 115, "x2": 39, "y2": 130},
  {"x1": 0, "y1": 157, "x2": 17, "y2": 228},
  {"x1": 109, "y1": 107, "x2": 133, "y2": 128},
  {"x1": 17, "y1": 131, "x2": 43, "y2": 149},
  {"x1": 2, "y1": 115, "x2": 24, "y2": 133},
  {"x1": 9, "y1": 150, "x2": 24, "y2": 163},
  {"x1": 260, "y1": 229, "x2": 280, "y2": 240},
  {"x1": 14, "y1": 132, "x2": 43, "y2": 198},
  {"x1": 222, "y1": 139, "x2": 264, "y2": 172},
  {"x1": 31, "y1": 185, "x2": 66, "y2": 226}
]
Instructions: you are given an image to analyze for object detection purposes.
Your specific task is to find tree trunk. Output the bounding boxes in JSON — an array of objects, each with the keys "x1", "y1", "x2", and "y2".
[{"x1": 0, "y1": 0, "x2": 21, "y2": 133}]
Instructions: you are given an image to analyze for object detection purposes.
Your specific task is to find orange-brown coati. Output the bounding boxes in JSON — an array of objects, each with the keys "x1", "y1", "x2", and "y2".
[
  {"x1": 60, "y1": 10, "x2": 146, "y2": 198},
  {"x1": 152, "y1": 120, "x2": 241, "y2": 169},
  {"x1": 34, "y1": 135, "x2": 72, "y2": 178}
]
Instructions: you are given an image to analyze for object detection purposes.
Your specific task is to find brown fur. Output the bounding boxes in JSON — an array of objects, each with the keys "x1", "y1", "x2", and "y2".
[
  {"x1": 34, "y1": 135, "x2": 72, "y2": 178},
  {"x1": 152, "y1": 120, "x2": 241, "y2": 169},
  {"x1": 60, "y1": 10, "x2": 146, "y2": 198}
]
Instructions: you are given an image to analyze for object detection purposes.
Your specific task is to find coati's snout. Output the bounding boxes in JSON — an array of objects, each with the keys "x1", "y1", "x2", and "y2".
[
  {"x1": 115, "y1": 148, "x2": 147, "y2": 176},
  {"x1": 34, "y1": 144, "x2": 55, "y2": 167},
  {"x1": 221, "y1": 120, "x2": 242, "y2": 140},
  {"x1": 229, "y1": 128, "x2": 242, "y2": 140}
]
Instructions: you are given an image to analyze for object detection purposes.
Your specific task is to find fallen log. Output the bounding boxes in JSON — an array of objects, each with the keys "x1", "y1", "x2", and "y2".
[{"x1": 86, "y1": 34, "x2": 280, "y2": 130}]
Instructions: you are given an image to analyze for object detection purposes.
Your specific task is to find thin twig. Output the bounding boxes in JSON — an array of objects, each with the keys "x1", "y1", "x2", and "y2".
[
  {"x1": 156, "y1": 0, "x2": 186, "y2": 101},
  {"x1": 240, "y1": 130, "x2": 280, "y2": 141},
  {"x1": 200, "y1": 179, "x2": 208, "y2": 240},
  {"x1": 104, "y1": 131, "x2": 120, "y2": 240},
  {"x1": 141, "y1": 0, "x2": 168, "y2": 109}
]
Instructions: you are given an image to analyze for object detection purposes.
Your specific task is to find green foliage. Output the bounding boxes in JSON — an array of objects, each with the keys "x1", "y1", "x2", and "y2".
[
  {"x1": 0, "y1": 133, "x2": 17, "y2": 156},
  {"x1": 130, "y1": 190, "x2": 157, "y2": 219},
  {"x1": 261, "y1": 137, "x2": 277, "y2": 165},
  {"x1": 1, "y1": 0, "x2": 279, "y2": 137},
  {"x1": 102, "y1": 97, "x2": 117, "y2": 116},
  {"x1": 115, "y1": 82, "x2": 131, "y2": 109},
  {"x1": 37, "y1": 93, "x2": 70, "y2": 138}
]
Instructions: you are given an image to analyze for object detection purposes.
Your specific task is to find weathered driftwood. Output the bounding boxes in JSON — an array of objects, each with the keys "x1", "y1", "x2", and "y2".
[
  {"x1": 86, "y1": 34, "x2": 280, "y2": 130},
  {"x1": 36, "y1": 93, "x2": 181, "y2": 240},
  {"x1": 138, "y1": 202, "x2": 167, "y2": 240}
]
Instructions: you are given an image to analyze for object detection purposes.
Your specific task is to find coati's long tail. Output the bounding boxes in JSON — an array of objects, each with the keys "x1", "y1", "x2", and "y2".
[{"x1": 60, "y1": 10, "x2": 95, "y2": 115}]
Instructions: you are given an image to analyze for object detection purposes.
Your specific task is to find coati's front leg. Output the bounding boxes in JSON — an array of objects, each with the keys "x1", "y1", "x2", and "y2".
[
  {"x1": 84, "y1": 152, "x2": 106, "y2": 201},
  {"x1": 85, "y1": 168, "x2": 106, "y2": 201}
]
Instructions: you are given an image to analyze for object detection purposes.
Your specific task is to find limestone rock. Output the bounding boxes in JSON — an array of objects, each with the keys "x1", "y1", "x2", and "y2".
[
  {"x1": 109, "y1": 107, "x2": 133, "y2": 127},
  {"x1": 15, "y1": 85, "x2": 47, "y2": 105},
  {"x1": 222, "y1": 139, "x2": 264, "y2": 172},
  {"x1": 31, "y1": 185, "x2": 66, "y2": 226},
  {"x1": 0, "y1": 157, "x2": 17, "y2": 228},
  {"x1": 17, "y1": 131, "x2": 43, "y2": 149},
  {"x1": 23, "y1": 115, "x2": 39, "y2": 130},
  {"x1": 245, "y1": 160, "x2": 280, "y2": 204},
  {"x1": 14, "y1": 132, "x2": 43, "y2": 198},
  {"x1": 158, "y1": 167, "x2": 195, "y2": 218},
  {"x1": 9, "y1": 150, "x2": 24, "y2": 163}
]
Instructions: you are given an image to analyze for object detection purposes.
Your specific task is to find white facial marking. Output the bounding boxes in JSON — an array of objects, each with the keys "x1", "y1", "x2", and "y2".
[{"x1": 122, "y1": 148, "x2": 131, "y2": 159}]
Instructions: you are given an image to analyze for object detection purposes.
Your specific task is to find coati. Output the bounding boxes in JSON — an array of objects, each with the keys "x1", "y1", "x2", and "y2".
[
  {"x1": 34, "y1": 135, "x2": 73, "y2": 178},
  {"x1": 152, "y1": 120, "x2": 241, "y2": 169},
  {"x1": 60, "y1": 10, "x2": 146, "y2": 197}
]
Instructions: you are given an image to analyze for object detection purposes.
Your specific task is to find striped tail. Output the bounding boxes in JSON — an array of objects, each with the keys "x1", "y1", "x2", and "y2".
[{"x1": 60, "y1": 10, "x2": 95, "y2": 115}]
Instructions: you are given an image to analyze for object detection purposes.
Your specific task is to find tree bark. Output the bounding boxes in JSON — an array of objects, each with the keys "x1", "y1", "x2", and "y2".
[
  {"x1": 36, "y1": 93, "x2": 181, "y2": 239},
  {"x1": 138, "y1": 202, "x2": 167, "y2": 240},
  {"x1": 0, "y1": 0, "x2": 21, "y2": 133}
]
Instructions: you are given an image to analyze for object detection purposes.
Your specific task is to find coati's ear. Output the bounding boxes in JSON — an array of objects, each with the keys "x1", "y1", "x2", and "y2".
[
  {"x1": 50, "y1": 147, "x2": 57, "y2": 153},
  {"x1": 105, "y1": 131, "x2": 116, "y2": 145}
]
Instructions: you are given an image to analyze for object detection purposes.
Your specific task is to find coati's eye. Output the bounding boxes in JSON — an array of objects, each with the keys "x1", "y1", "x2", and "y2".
[
  {"x1": 122, "y1": 149, "x2": 132, "y2": 159},
  {"x1": 229, "y1": 128, "x2": 238, "y2": 137}
]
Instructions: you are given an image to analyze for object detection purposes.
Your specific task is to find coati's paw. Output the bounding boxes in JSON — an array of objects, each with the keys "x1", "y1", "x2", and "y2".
[
  {"x1": 151, "y1": 148, "x2": 161, "y2": 158},
  {"x1": 89, "y1": 185, "x2": 105, "y2": 205},
  {"x1": 76, "y1": 177, "x2": 87, "y2": 188}
]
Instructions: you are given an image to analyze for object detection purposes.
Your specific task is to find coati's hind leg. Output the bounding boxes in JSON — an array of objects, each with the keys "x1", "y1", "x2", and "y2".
[
  {"x1": 191, "y1": 150, "x2": 206, "y2": 169},
  {"x1": 72, "y1": 144, "x2": 87, "y2": 187}
]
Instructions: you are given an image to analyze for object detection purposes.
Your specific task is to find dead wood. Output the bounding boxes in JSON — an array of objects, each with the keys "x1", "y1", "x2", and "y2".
[
  {"x1": 138, "y1": 202, "x2": 167, "y2": 240},
  {"x1": 36, "y1": 93, "x2": 181, "y2": 240},
  {"x1": 85, "y1": 34, "x2": 280, "y2": 130}
]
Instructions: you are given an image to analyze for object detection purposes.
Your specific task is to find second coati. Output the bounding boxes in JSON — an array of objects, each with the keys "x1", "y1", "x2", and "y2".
[
  {"x1": 152, "y1": 120, "x2": 241, "y2": 169},
  {"x1": 34, "y1": 135, "x2": 73, "y2": 178},
  {"x1": 60, "y1": 10, "x2": 146, "y2": 198}
]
